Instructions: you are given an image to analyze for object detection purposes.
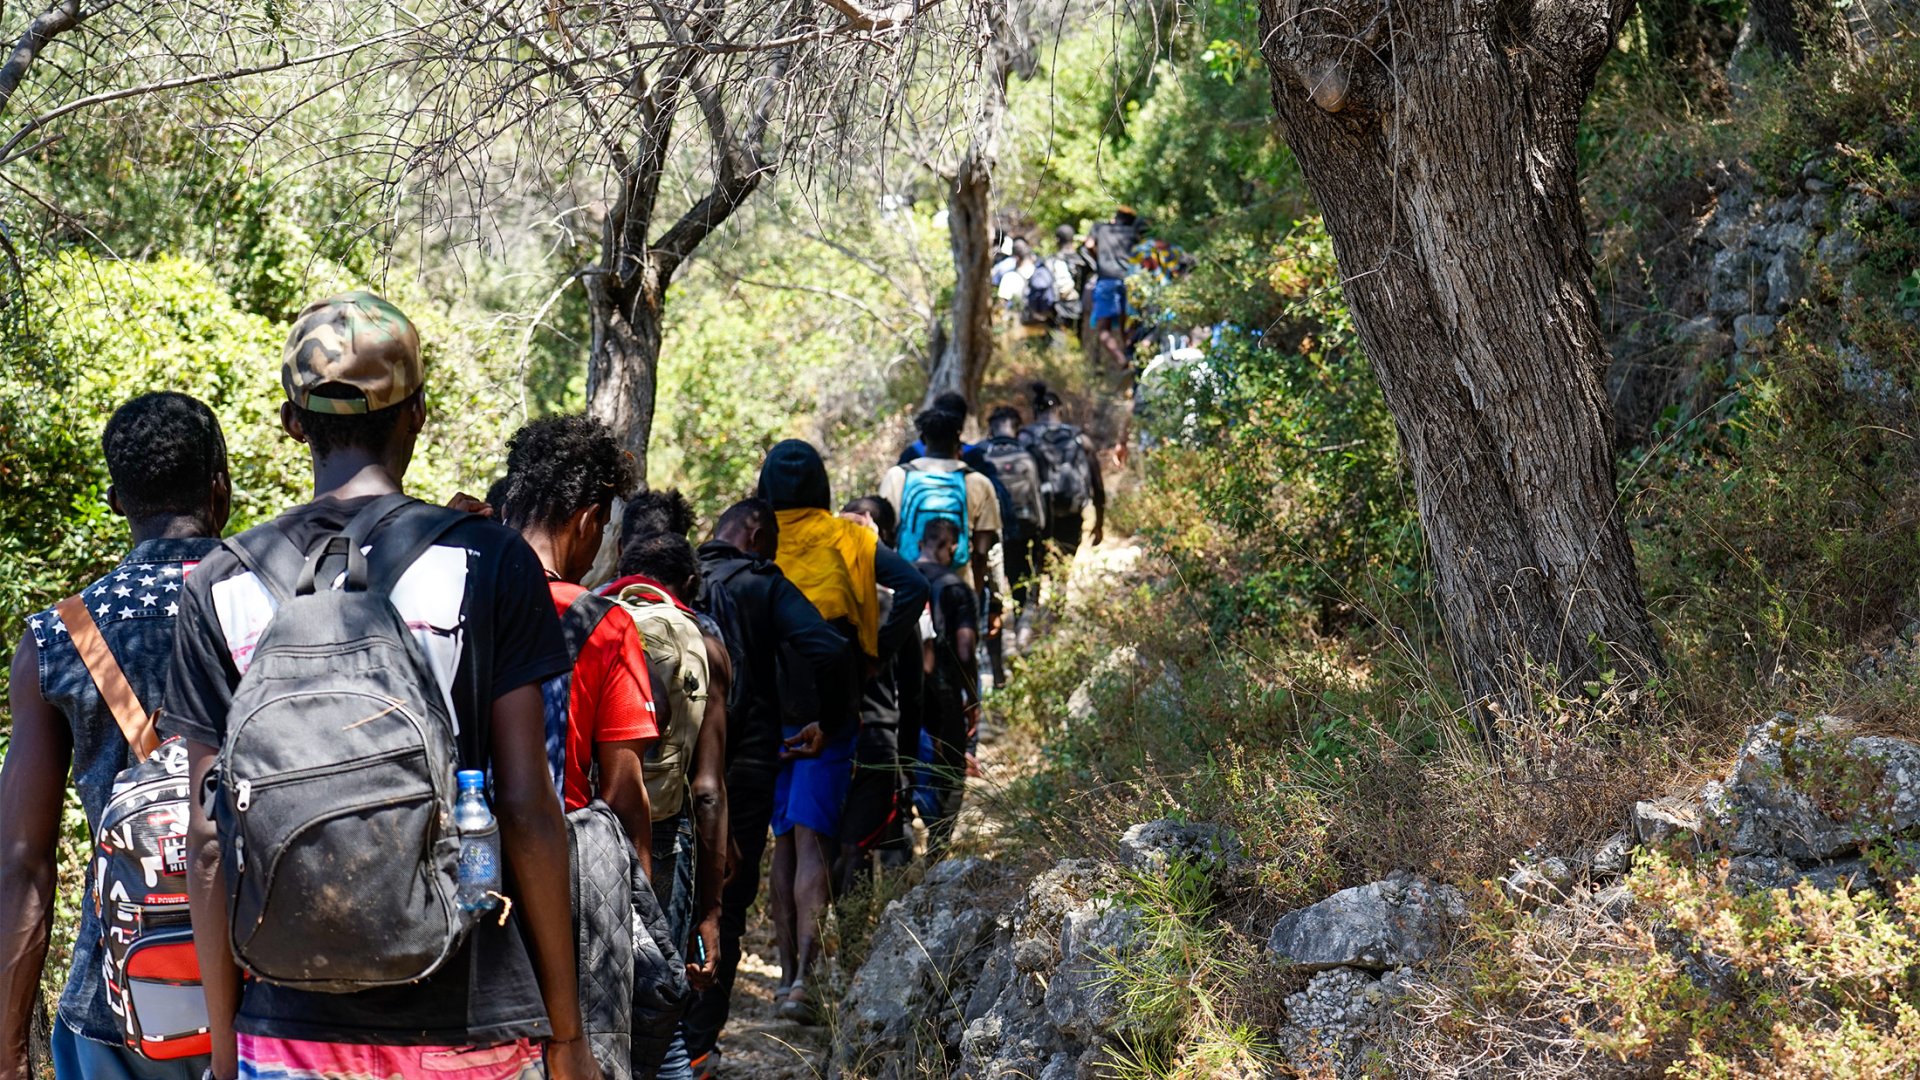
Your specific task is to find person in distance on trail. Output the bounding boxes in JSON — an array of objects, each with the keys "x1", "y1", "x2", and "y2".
[
  {"x1": 0, "y1": 393, "x2": 228, "y2": 1080},
  {"x1": 982, "y1": 405, "x2": 1048, "y2": 629},
  {"x1": 164, "y1": 293, "x2": 599, "y2": 1080},
  {"x1": 495, "y1": 415, "x2": 657, "y2": 871},
  {"x1": 1049, "y1": 223, "x2": 1088, "y2": 334},
  {"x1": 607, "y1": 530, "x2": 730, "y2": 1080},
  {"x1": 1087, "y1": 206, "x2": 1141, "y2": 371},
  {"x1": 911, "y1": 517, "x2": 981, "y2": 855},
  {"x1": 680, "y1": 499, "x2": 860, "y2": 1063},
  {"x1": 1021, "y1": 382, "x2": 1105, "y2": 596},
  {"x1": 756, "y1": 440, "x2": 924, "y2": 1023},
  {"x1": 882, "y1": 405, "x2": 1002, "y2": 598}
]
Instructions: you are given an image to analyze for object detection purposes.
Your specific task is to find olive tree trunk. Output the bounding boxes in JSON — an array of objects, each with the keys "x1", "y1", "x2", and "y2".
[
  {"x1": 923, "y1": 0, "x2": 1032, "y2": 410},
  {"x1": 1257, "y1": 0, "x2": 1665, "y2": 724}
]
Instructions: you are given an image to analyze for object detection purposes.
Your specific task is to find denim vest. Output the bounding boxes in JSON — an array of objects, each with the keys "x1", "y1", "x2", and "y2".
[{"x1": 30, "y1": 537, "x2": 219, "y2": 1044}]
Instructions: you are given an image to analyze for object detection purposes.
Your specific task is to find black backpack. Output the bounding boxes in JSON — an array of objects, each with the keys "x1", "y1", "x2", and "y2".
[
  {"x1": 1028, "y1": 423, "x2": 1092, "y2": 515},
  {"x1": 1023, "y1": 261, "x2": 1058, "y2": 325},
  {"x1": 217, "y1": 494, "x2": 474, "y2": 992},
  {"x1": 983, "y1": 435, "x2": 1046, "y2": 526}
]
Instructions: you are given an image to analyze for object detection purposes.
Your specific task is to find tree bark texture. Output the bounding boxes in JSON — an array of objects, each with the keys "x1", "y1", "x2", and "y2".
[
  {"x1": 923, "y1": 0, "x2": 1031, "y2": 411},
  {"x1": 586, "y1": 261, "x2": 667, "y2": 476},
  {"x1": 927, "y1": 153, "x2": 996, "y2": 408},
  {"x1": 1257, "y1": 0, "x2": 1665, "y2": 723}
]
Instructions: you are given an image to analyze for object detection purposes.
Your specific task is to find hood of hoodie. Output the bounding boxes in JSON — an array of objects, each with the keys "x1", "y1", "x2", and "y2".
[{"x1": 758, "y1": 439, "x2": 832, "y2": 511}]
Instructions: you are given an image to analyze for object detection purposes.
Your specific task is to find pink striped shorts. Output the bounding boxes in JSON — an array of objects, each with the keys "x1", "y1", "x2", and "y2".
[{"x1": 236, "y1": 1033, "x2": 545, "y2": 1079}]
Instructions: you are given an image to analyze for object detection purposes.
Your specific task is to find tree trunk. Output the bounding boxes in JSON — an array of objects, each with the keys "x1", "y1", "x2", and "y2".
[
  {"x1": 1746, "y1": 0, "x2": 1850, "y2": 61},
  {"x1": 1257, "y1": 0, "x2": 1665, "y2": 725},
  {"x1": 926, "y1": 153, "x2": 996, "y2": 409},
  {"x1": 586, "y1": 263, "x2": 665, "y2": 480},
  {"x1": 923, "y1": 0, "x2": 1031, "y2": 412}
]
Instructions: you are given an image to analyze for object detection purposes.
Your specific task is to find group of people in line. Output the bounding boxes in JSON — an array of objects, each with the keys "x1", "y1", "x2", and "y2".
[
  {"x1": 989, "y1": 206, "x2": 1191, "y2": 378},
  {"x1": 0, "y1": 289, "x2": 1107, "y2": 1080}
]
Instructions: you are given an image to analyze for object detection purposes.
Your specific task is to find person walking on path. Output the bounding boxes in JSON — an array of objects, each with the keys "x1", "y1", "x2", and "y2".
[
  {"x1": 1087, "y1": 207, "x2": 1141, "y2": 371},
  {"x1": 912, "y1": 518, "x2": 980, "y2": 855},
  {"x1": 163, "y1": 292, "x2": 598, "y2": 1080},
  {"x1": 981, "y1": 405, "x2": 1047, "y2": 624},
  {"x1": 609, "y1": 531, "x2": 731, "y2": 1080},
  {"x1": 682, "y1": 500, "x2": 859, "y2": 1062},
  {"x1": 496, "y1": 414, "x2": 657, "y2": 865},
  {"x1": 1, "y1": 392, "x2": 229, "y2": 1080},
  {"x1": 1021, "y1": 383, "x2": 1106, "y2": 600},
  {"x1": 756, "y1": 440, "x2": 924, "y2": 1024}
]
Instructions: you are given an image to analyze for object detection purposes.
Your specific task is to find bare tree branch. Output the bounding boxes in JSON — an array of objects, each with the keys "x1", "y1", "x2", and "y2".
[{"x1": 0, "y1": 0, "x2": 81, "y2": 119}]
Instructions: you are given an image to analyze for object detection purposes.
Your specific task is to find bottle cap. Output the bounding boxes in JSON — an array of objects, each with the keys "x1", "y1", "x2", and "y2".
[{"x1": 456, "y1": 769, "x2": 486, "y2": 789}]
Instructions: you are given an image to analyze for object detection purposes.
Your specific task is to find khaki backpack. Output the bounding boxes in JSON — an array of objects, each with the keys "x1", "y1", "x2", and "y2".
[{"x1": 614, "y1": 582, "x2": 709, "y2": 820}]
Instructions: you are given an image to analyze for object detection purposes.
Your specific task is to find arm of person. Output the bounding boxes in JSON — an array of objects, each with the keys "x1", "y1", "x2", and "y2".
[
  {"x1": 491, "y1": 683, "x2": 599, "y2": 1080},
  {"x1": 183, "y1": 739, "x2": 243, "y2": 1080},
  {"x1": 595, "y1": 740, "x2": 653, "y2": 879},
  {"x1": 0, "y1": 639, "x2": 72, "y2": 1080},
  {"x1": 968, "y1": 531, "x2": 999, "y2": 595},
  {"x1": 871, "y1": 544, "x2": 929, "y2": 658},
  {"x1": 770, "y1": 577, "x2": 857, "y2": 741},
  {"x1": 687, "y1": 637, "x2": 730, "y2": 991}
]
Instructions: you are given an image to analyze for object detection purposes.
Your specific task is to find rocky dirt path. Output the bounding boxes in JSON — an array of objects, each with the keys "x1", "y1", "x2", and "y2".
[{"x1": 711, "y1": 537, "x2": 1143, "y2": 1079}]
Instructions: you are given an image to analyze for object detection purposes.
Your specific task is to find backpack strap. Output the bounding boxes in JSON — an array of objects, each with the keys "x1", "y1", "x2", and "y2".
[
  {"x1": 354, "y1": 496, "x2": 471, "y2": 598},
  {"x1": 561, "y1": 590, "x2": 618, "y2": 664},
  {"x1": 226, "y1": 525, "x2": 309, "y2": 605},
  {"x1": 53, "y1": 594, "x2": 158, "y2": 761}
]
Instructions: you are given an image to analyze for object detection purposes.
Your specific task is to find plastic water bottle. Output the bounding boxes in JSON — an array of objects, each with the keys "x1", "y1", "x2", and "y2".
[{"x1": 453, "y1": 770, "x2": 500, "y2": 913}]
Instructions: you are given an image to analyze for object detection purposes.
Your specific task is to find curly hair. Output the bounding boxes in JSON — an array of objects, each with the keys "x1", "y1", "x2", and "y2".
[
  {"x1": 915, "y1": 406, "x2": 965, "y2": 449},
  {"x1": 102, "y1": 392, "x2": 227, "y2": 517},
  {"x1": 618, "y1": 529, "x2": 699, "y2": 587},
  {"x1": 498, "y1": 414, "x2": 638, "y2": 531},
  {"x1": 619, "y1": 488, "x2": 697, "y2": 553}
]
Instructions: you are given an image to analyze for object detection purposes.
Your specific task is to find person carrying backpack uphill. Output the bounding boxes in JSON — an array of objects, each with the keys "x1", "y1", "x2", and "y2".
[
  {"x1": 981, "y1": 405, "x2": 1047, "y2": 619},
  {"x1": 161, "y1": 293, "x2": 600, "y2": 1080},
  {"x1": 882, "y1": 406, "x2": 1002, "y2": 598},
  {"x1": 1021, "y1": 383, "x2": 1106, "y2": 591},
  {"x1": 1, "y1": 393, "x2": 228, "y2": 1080},
  {"x1": 912, "y1": 518, "x2": 980, "y2": 854}
]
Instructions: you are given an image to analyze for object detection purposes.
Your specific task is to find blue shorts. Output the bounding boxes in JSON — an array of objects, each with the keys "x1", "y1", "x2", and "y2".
[
  {"x1": 1090, "y1": 278, "x2": 1127, "y2": 323},
  {"x1": 771, "y1": 731, "x2": 856, "y2": 837}
]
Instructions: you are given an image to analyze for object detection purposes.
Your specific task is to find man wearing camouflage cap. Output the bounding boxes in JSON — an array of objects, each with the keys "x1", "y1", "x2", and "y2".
[{"x1": 165, "y1": 293, "x2": 602, "y2": 1080}]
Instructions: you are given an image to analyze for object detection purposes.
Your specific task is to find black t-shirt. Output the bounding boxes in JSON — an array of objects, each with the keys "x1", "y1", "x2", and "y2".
[
  {"x1": 159, "y1": 495, "x2": 570, "y2": 1046},
  {"x1": 1091, "y1": 221, "x2": 1137, "y2": 281}
]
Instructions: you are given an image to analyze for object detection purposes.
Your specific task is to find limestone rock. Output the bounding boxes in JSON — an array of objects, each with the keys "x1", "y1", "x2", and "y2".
[
  {"x1": 1503, "y1": 856, "x2": 1573, "y2": 908},
  {"x1": 1117, "y1": 819, "x2": 1240, "y2": 873},
  {"x1": 1591, "y1": 832, "x2": 1634, "y2": 877},
  {"x1": 1064, "y1": 645, "x2": 1141, "y2": 725},
  {"x1": 1715, "y1": 717, "x2": 1920, "y2": 861},
  {"x1": 1268, "y1": 874, "x2": 1465, "y2": 971},
  {"x1": 836, "y1": 858, "x2": 1008, "y2": 1078},
  {"x1": 1633, "y1": 795, "x2": 1703, "y2": 846},
  {"x1": 1278, "y1": 966, "x2": 1413, "y2": 1077},
  {"x1": 1733, "y1": 313, "x2": 1777, "y2": 352}
]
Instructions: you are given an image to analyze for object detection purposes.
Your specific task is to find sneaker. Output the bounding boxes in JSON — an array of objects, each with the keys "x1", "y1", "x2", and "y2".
[
  {"x1": 776, "y1": 983, "x2": 822, "y2": 1026},
  {"x1": 690, "y1": 1050, "x2": 720, "y2": 1080}
]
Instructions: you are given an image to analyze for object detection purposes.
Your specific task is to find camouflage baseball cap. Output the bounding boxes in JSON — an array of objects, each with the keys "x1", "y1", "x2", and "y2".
[{"x1": 281, "y1": 291, "x2": 423, "y2": 414}]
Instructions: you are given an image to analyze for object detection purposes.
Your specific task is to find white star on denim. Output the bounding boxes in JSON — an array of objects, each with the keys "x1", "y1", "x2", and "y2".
[
  {"x1": 139, "y1": 575, "x2": 156, "y2": 587},
  {"x1": 114, "y1": 584, "x2": 132, "y2": 598},
  {"x1": 163, "y1": 581, "x2": 180, "y2": 592},
  {"x1": 137, "y1": 564, "x2": 153, "y2": 571},
  {"x1": 92, "y1": 585, "x2": 108, "y2": 597},
  {"x1": 165, "y1": 602, "x2": 180, "y2": 617},
  {"x1": 141, "y1": 594, "x2": 158, "y2": 607},
  {"x1": 95, "y1": 602, "x2": 111, "y2": 618},
  {"x1": 27, "y1": 617, "x2": 40, "y2": 631},
  {"x1": 114, "y1": 572, "x2": 130, "y2": 582},
  {"x1": 51, "y1": 621, "x2": 67, "y2": 635},
  {"x1": 117, "y1": 607, "x2": 135, "y2": 619},
  {"x1": 162, "y1": 566, "x2": 180, "y2": 577}
]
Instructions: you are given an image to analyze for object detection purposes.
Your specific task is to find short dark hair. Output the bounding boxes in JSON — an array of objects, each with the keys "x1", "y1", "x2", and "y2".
[
  {"x1": 930, "y1": 391, "x2": 969, "y2": 419},
  {"x1": 843, "y1": 496, "x2": 897, "y2": 547},
  {"x1": 715, "y1": 497, "x2": 776, "y2": 540},
  {"x1": 619, "y1": 529, "x2": 698, "y2": 585},
  {"x1": 499, "y1": 414, "x2": 638, "y2": 531},
  {"x1": 102, "y1": 392, "x2": 226, "y2": 517},
  {"x1": 987, "y1": 405, "x2": 1022, "y2": 429},
  {"x1": 1054, "y1": 224, "x2": 1075, "y2": 245},
  {"x1": 915, "y1": 406, "x2": 964, "y2": 448},
  {"x1": 1030, "y1": 381, "x2": 1063, "y2": 413},
  {"x1": 620, "y1": 488, "x2": 697, "y2": 553},
  {"x1": 922, "y1": 517, "x2": 961, "y2": 549},
  {"x1": 296, "y1": 390, "x2": 420, "y2": 458}
]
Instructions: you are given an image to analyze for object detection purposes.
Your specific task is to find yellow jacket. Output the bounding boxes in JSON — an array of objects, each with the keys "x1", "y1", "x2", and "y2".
[{"x1": 773, "y1": 508, "x2": 880, "y2": 660}]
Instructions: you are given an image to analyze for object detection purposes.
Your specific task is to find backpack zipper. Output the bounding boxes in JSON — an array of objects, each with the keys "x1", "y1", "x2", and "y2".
[{"x1": 231, "y1": 746, "x2": 422, "y2": 814}]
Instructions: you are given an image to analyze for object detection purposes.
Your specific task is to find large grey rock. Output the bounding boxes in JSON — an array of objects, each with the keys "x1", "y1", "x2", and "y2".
[
  {"x1": 1709, "y1": 247, "x2": 1766, "y2": 317},
  {"x1": 1117, "y1": 819, "x2": 1240, "y2": 873},
  {"x1": 1268, "y1": 874, "x2": 1465, "y2": 971},
  {"x1": 1503, "y1": 855, "x2": 1573, "y2": 909},
  {"x1": 836, "y1": 858, "x2": 1009, "y2": 1079},
  {"x1": 958, "y1": 860, "x2": 1127, "y2": 1080},
  {"x1": 1714, "y1": 717, "x2": 1920, "y2": 860},
  {"x1": 1733, "y1": 313, "x2": 1778, "y2": 352},
  {"x1": 1633, "y1": 795, "x2": 1703, "y2": 846},
  {"x1": 1064, "y1": 645, "x2": 1140, "y2": 725}
]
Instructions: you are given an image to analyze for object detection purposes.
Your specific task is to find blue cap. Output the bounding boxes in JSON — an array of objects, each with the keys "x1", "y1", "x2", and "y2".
[{"x1": 456, "y1": 769, "x2": 485, "y2": 789}]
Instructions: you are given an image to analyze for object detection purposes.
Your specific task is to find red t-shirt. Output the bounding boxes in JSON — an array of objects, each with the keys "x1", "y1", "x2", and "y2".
[{"x1": 549, "y1": 581, "x2": 659, "y2": 811}]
